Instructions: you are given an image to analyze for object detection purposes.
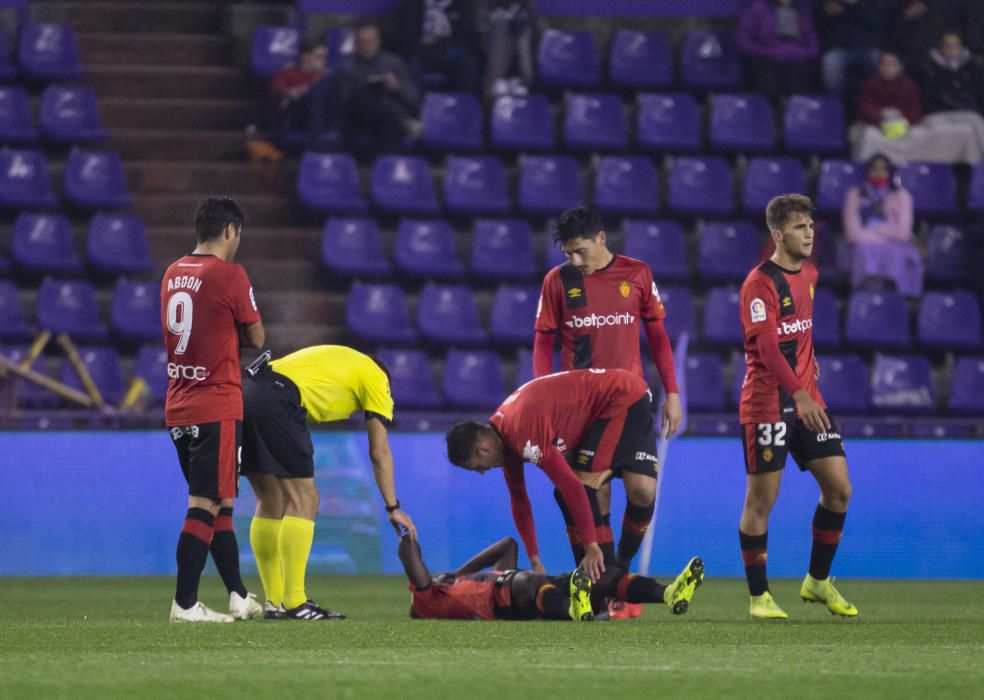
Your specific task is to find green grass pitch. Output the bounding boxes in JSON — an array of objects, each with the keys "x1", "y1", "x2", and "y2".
[{"x1": 1, "y1": 576, "x2": 982, "y2": 699}]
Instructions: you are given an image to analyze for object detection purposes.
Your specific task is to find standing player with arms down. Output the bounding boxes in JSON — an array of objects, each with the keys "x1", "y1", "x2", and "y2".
[
  {"x1": 161, "y1": 197, "x2": 265, "y2": 622},
  {"x1": 533, "y1": 207, "x2": 682, "y2": 592},
  {"x1": 738, "y1": 194, "x2": 857, "y2": 620}
]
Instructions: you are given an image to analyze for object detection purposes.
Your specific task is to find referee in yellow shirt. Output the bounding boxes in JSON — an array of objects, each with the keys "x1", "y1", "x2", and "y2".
[{"x1": 241, "y1": 345, "x2": 418, "y2": 620}]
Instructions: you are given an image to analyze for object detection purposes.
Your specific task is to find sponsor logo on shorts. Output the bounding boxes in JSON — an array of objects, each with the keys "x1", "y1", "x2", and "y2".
[
  {"x1": 568, "y1": 287, "x2": 582, "y2": 299},
  {"x1": 619, "y1": 281, "x2": 631, "y2": 298},
  {"x1": 169, "y1": 425, "x2": 200, "y2": 440},
  {"x1": 168, "y1": 362, "x2": 209, "y2": 380},
  {"x1": 635, "y1": 451, "x2": 658, "y2": 462},
  {"x1": 816, "y1": 431, "x2": 842, "y2": 443},
  {"x1": 750, "y1": 298, "x2": 766, "y2": 323},
  {"x1": 565, "y1": 312, "x2": 636, "y2": 329},
  {"x1": 777, "y1": 318, "x2": 813, "y2": 336}
]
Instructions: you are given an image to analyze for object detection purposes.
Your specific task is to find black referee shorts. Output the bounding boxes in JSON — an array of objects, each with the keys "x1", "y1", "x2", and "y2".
[{"x1": 241, "y1": 367, "x2": 315, "y2": 479}]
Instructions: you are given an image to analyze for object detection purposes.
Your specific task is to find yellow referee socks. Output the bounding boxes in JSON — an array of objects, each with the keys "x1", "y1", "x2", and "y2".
[
  {"x1": 249, "y1": 516, "x2": 284, "y2": 607},
  {"x1": 280, "y1": 516, "x2": 315, "y2": 610}
]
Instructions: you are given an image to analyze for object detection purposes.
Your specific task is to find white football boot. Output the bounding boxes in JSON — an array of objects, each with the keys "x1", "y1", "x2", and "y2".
[
  {"x1": 229, "y1": 591, "x2": 263, "y2": 620},
  {"x1": 169, "y1": 599, "x2": 235, "y2": 623}
]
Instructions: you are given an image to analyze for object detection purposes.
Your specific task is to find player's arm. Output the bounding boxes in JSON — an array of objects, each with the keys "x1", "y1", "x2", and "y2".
[
  {"x1": 641, "y1": 272, "x2": 682, "y2": 438},
  {"x1": 398, "y1": 534, "x2": 432, "y2": 590},
  {"x1": 229, "y1": 267, "x2": 264, "y2": 347},
  {"x1": 366, "y1": 416, "x2": 417, "y2": 540},
  {"x1": 502, "y1": 458, "x2": 544, "y2": 573},
  {"x1": 452, "y1": 537, "x2": 519, "y2": 577},
  {"x1": 240, "y1": 321, "x2": 265, "y2": 348}
]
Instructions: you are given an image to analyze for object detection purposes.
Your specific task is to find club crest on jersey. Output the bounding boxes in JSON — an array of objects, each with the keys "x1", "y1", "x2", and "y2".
[
  {"x1": 619, "y1": 281, "x2": 631, "y2": 298},
  {"x1": 568, "y1": 287, "x2": 582, "y2": 299},
  {"x1": 782, "y1": 296, "x2": 792, "y2": 308},
  {"x1": 750, "y1": 298, "x2": 767, "y2": 323},
  {"x1": 763, "y1": 447, "x2": 773, "y2": 462}
]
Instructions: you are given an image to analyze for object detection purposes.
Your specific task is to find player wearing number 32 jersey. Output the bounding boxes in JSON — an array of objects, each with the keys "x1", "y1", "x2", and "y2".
[
  {"x1": 737, "y1": 194, "x2": 857, "y2": 622},
  {"x1": 160, "y1": 197, "x2": 265, "y2": 624}
]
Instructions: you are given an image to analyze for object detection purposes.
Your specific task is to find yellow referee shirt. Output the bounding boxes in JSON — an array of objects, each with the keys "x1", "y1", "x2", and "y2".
[{"x1": 269, "y1": 345, "x2": 394, "y2": 424}]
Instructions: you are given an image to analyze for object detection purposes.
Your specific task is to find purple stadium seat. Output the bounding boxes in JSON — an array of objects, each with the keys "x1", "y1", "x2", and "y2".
[
  {"x1": 655, "y1": 285, "x2": 696, "y2": 343},
  {"x1": 394, "y1": 219, "x2": 465, "y2": 280},
  {"x1": 871, "y1": 354, "x2": 934, "y2": 414},
  {"x1": 637, "y1": 93, "x2": 701, "y2": 153},
  {"x1": 784, "y1": 95, "x2": 846, "y2": 154},
  {"x1": 593, "y1": 156, "x2": 660, "y2": 216},
  {"x1": 925, "y1": 225, "x2": 969, "y2": 285},
  {"x1": 563, "y1": 93, "x2": 628, "y2": 151},
  {"x1": 324, "y1": 25, "x2": 353, "y2": 66},
  {"x1": 296, "y1": 152, "x2": 367, "y2": 214},
  {"x1": 417, "y1": 283, "x2": 487, "y2": 346},
  {"x1": 609, "y1": 30, "x2": 672, "y2": 90},
  {"x1": 679, "y1": 30, "x2": 742, "y2": 91},
  {"x1": 490, "y1": 285, "x2": 538, "y2": 345},
  {"x1": 742, "y1": 157, "x2": 806, "y2": 213},
  {"x1": 60, "y1": 346, "x2": 124, "y2": 406},
  {"x1": 37, "y1": 279, "x2": 107, "y2": 342},
  {"x1": 812, "y1": 286, "x2": 841, "y2": 349},
  {"x1": 668, "y1": 157, "x2": 733, "y2": 216},
  {"x1": 39, "y1": 85, "x2": 105, "y2": 144},
  {"x1": 471, "y1": 219, "x2": 537, "y2": 281},
  {"x1": 0, "y1": 86, "x2": 37, "y2": 144},
  {"x1": 816, "y1": 354, "x2": 869, "y2": 413},
  {"x1": 0, "y1": 344, "x2": 58, "y2": 407},
  {"x1": 897, "y1": 162, "x2": 958, "y2": 217},
  {"x1": 518, "y1": 155, "x2": 583, "y2": 216},
  {"x1": 490, "y1": 94, "x2": 555, "y2": 151},
  {"x1": 0, "y1": 280, "x2": 30, "y2": 340},
  {"x1": 623, "y1": 220, "x2": 687, "y2": 282},
  {"x1": 969, "y1": 163, "x2": 984, "y2": 211},
  {"x1": 545, "y1": 241, "x2": 568, "y2": 271},
  {"x1": 63, "y1": 150, "x2": 132, "y2": 210},
  {"x1": 111, "y1": 280, "x2": 161, "y2": 343},
  {"x1": 949, "y1": 357, "x2": 984, "y2": 414},
  {"x1": 346, "y1": 282, "x2": 417, "y2": 344},
  {"x1": 516, "y1": 347, "x2": 535, "y2": 388},
  {"x1": 321, "y1": 217, "x2": 392, "y2": 278},
  {"x1": 685, "y1": 353, "x2": 725, "y2": 412},
  {"x1": 709, "y1": 94, "x2": 775, "y2": 153},
  {"x1": 0, "y1": 149, "x2": 57, "y2": 209},
  {"x1": 420, "y1": 92, "x2": 482, "y2": 151},
  {"x1": 134, "y1": 343, "x2": 168, "y2": 404},
  {"x1": 816, "y1": 159, "x2": 862, "y2": 214},
  {"x1": 250, "y1": 26, "x2": 299, "y2": 77},
  {"x1": 375, "y1": 348, "x2": 442, "y2": 409},
  {"x1": 87, "y1": 214, "x2": 153, "y2": 275},
  {"x1": 702, "y1": 286, "x2": 743, "y2": 345},
  {"x1": 845, "y1": 291, "x2": 911, "y2": 349},
  {"x1": 917, "y1": 291, "x2": 982, "y2": 350},
  {"x1": 444, "y1": 155, "x2": 510, "y2": 216},
  {"x1": 537, "y1": 29, "x2": 601, "y2": 89},
  {"x1": 18, "y1": 23, "x2": 84, "y2": 81},
  {"x1": 698, "y1": 221, "x2": 762, "y2": 282},
  {"x1": 443, "y1": 349, "x2": 505, "y2": 410},
  {"x1": 11, "y1": 212, "x2": 81, "y2": 274},
  {"x1": 371, "y1": 156, "x2": 439, "y2": 215}
]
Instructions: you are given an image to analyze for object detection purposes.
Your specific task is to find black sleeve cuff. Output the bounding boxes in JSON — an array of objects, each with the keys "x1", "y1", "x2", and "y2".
[{"x1": 365, "y1": 411, "x2": 393, "y2": 427}]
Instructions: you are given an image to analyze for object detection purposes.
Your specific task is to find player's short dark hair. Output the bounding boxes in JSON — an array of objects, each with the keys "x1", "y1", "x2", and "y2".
[
  {"x1": 194, "y1": 196, "x2": 245, "y2": 243},
  {"x1": 765, "y1": 194, "x2": 813, "y2": 233},
  {"x1": 300, "y1": 35, "x2": 324, "y2": 55},
  {"x1": 552, "y1": 206, "x2": 604, "y2": 244},
  {"x1": 446, "y1": 421, "x2": 485, "y2": 467}
]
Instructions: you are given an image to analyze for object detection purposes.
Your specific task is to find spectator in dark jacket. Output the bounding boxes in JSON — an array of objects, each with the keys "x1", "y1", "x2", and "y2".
[
  {"x1": 886, "y1": 0, "x2": 959, "y2": 69},
  {"x1": 917, "y1": 30, "x2": 984, "y2": 113},
  {"x1": 737, "y1": 0, "x2": 820, "y2": 101},
  {"x1": 817, "y1": 0, "x2": 885, "y2": 96},
  {"x1": 269, "y1": 40, "x2": 343, "y2": 149},
  {"x1": 398, "y1": 0, "x2": 483, "y2": 94}
]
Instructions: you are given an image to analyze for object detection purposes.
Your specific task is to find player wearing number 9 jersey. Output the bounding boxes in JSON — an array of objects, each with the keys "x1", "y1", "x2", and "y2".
[
  {"x1": 736, "y1": 194, "x2": 857, "y2": 621},
  {"x1": 160, "y1": 197, "x2": 265, "y2": 623}
]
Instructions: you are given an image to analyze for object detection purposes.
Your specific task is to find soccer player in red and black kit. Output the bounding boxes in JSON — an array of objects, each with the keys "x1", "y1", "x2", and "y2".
[
  {"x1": 737, "y1": 194, "x2": 857, "y2": 620},
  {"x1": 161, "y1": 197, "x2": 266, "y2": 623},
  {"x1": 533, "y1": 207, "x2": 682, "y2": 596}
]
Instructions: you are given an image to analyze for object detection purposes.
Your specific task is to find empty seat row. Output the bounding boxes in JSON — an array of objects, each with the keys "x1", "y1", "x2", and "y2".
[
  {"x1": 1, "y1": 212, "x2": 152, "y2": 276},
  {"x1": 0, "y1": 85, "x2": 105, "y2": 145},
  {"x1": 0, "y1": 278, "x2": 160, "y2": 343},
  {"x1": 0, "y1": 22, "x2": 84, "y2": 82},
  {"x1": 250, "y1": 24, "x2": 352, "y2": 77},
  {"x1": 0, "y1": 148, "x2": 131, "y2": 210}
]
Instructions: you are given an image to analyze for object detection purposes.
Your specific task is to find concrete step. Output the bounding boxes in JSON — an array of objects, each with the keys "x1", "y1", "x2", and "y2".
[
  {"x1": 33, "y1": 2, "x2": 222, "y2": 34},
  {"x1": 79, "y1": 32, "x2": 232, "y2": 67},
  {"x1": 108, "y1": 128, "x2": 247, "y2": 161},
  {"x1": 147, "y1": 225, "x2": 319, "y2": 260},
  {"x1": 263, "y1": 323, "x2": 350, "y2": 358},
  {"x1": 136, "y1": 193, "x2": 304, "y2": 227},
  {"x1": 240, "y1": 259, "x2": 323, "y2": 291},
  {"x1": 259, "y1": 291, "x2": 346, "y2": 325},
  {"x1": 99, "y1": 98, "x2": 257, "y2": 131},
  {"x1": 127, "y1": 161, "x2": 291, "y2": 196},
  {"x1": 86, "y1": 65, "x2": 249, "y2": 99}
]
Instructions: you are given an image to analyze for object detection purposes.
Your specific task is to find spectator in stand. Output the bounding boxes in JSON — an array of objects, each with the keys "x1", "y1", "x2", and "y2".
[
  {"x1": 269, "y1": 39, "x2": 343, "y2": 149},
  {"x1": 480, "y1": 0, "x2": 538, "y2": 102},
  {"x1": 916, "y1": 31, "x2": 984, "y2": 155},
  {"x1": 737, "y1": 0, "x2": 821, "y2": 102},
  {"x1": 886, "y1": 0, "x2": 959, "y2": 69},
  {"x1": 398, "y1": 0, "x2": 483, "y2": 94},
  {"x1": 816, "y1": 0, "x2": 885, "y2": 99},
  {"x1": 852, "y1": 50, "x2": 984, "y2": 163},
  {"x1": 341, "y1": 21, "x2": 420, "y2": 154},
  {"x1": 842, "y1": 154, "x2": 923, "y2": 296}
]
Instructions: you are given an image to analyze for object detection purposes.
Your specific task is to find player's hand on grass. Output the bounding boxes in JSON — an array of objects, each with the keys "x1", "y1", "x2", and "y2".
[
  {"x1": 529, "y1": 556, "x2": 546, "y2": 575},
  {"x1": 794, "y1": 389, "x2": 830, "y2": 434},
  {"x1": 389, "y1": 509, "x2": 417, "y2": 541},
  {"x1": 662, "y1": 393, "x2": 683, "y2": 439},
  {"x1": 580, "y1": 544, "x2": 605, "y2": 583}
]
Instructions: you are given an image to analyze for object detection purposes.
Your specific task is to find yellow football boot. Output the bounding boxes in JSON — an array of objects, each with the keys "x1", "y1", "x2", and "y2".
[
  {"x1": 800, "y1": 575, "x2": 858, "y2": 617},
  {"x1": 568, "y1": 568, "x2": 594, "y2": 621},
  {"x1": 663, "y1": 556, "x2": 705, "y2": 615},
  {"x1": 749, "y1": 591, "x2": 789, "y2": 619}
]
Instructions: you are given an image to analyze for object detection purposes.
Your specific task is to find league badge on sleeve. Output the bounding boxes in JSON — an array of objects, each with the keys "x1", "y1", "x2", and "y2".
[{"x1": 750, "y1": 297, "x2": 767, "y2": 323}]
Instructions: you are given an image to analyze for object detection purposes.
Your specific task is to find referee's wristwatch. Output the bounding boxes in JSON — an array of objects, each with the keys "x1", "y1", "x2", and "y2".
[{"x1": 385, "y1": 500, "x2": 401, "y2": 513}]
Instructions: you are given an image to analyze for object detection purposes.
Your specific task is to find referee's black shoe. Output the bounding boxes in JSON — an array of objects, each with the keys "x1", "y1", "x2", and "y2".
[
  {"x1": 263, "y1": 602, "x2": 287, "y2": 620},
  {"x1": 285, "y1": 600, "x2": 347, "y2": 620}
]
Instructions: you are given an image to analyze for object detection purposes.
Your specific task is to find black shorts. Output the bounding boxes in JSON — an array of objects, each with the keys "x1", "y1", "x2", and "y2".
[
  {"x1": 241, "y1": 367, "x2": 314, "y2": 479},
  {"x1": 566, "y1": 391, "x2": 659, "y2": 479},
  {"x1": 741, "y1": 411, "x2": 846, "y2": 475},
  {"x1": 169, "y1": 419, "x2": 242, "y2": 499}
]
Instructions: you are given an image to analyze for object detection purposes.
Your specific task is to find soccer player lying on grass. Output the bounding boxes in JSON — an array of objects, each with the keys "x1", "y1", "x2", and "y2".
[{"x1": 398, "y1": 535, "x2": 705, "y2": 621}]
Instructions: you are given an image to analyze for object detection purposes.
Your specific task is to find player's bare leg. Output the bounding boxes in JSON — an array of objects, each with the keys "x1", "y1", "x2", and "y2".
[
  {"x1": 740, "y1": 471, "x2": 788, "y2": 619},
  {"x1": 247, "y1": 474, "x2": 287, "y2": 617},
  {"x1": 802, "y1": 456, "x2": 857, "y2": 616}
]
